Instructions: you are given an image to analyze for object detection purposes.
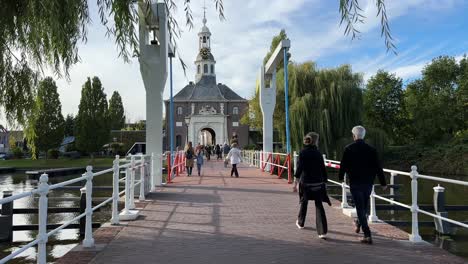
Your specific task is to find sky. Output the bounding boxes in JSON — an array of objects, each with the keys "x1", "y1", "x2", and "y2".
[{"x1": 2, "y1": 0, "x2": 468, "y2": 126}]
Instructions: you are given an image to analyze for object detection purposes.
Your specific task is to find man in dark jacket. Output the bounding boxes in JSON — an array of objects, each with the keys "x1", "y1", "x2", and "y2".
[
  {"x1": 339, "y1": 126, "x2": 387, "y2": 244},
  {"x1": 293, "y1": 132, "x2": 331, "y2": 239}
]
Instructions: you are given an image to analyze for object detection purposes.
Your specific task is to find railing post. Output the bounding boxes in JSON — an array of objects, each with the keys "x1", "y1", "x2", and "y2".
[
  {"x1": 287, "y1": 154, "x2": 292, "y2": 184},
  {"x1": 111, "y1": 155, "x2": 120, "y2": 225},
  {"x1": 293, "y1": 151, "x2": 297, "y2": 175},
  {"x1": 167, "y1": 152, "x2": 172, "y2": 183},
  {"x1": 368, "y1": 185, "x2": 379, "y2": 223},
  {"x1": 83, "y1": 166, "x2": 95, "y2": 248},
  {"x1": 341, "y1": 173, "x2": 350, "y2": 208},
  {"x1": 150, "y1": 152, "x2": 155, "y2": 191},
  {"x1": 37, "y1": 174, "x2": 49, "y2": 264},
  {"x1": 409, "y1": 165, "x2": 422, "y2": 242},
  {"x1": 261, "y1": 151, "x2": 264, "y2": 172},
  {"x1": 433, "y1": 184, "x2": 451, "y2": 235},
  {"x1": 129, "y1": 155, "x2": 136, "y2": 210},
  {"x1": 139, "y1": 156, "x2": 146, "y2": 201}
]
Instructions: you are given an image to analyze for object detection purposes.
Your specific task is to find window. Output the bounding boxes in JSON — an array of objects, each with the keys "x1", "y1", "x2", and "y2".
[
  {"x1": 211, "y1": 64, "x2": 214, "y2": 74},
  {"x1": 204, "y1": 64, "x2": 208, "y2": 73},
  {"x1": 176, "y1": 122, "x2": 182, "y2": 127},
  {"x1": 233, "y1": 106, "x2": 239, "y2": 115},
  {"x1": 232, "y1": 122, "x2": 239, "y2": 127},
  {"x1": 197, "y1": 65, "x2": 201, "y2": 74},
  {"x1": 177, "y1": 107, "x2": 183, "y2": 115},
  {"x1": 203, "y1": 36, "x2": 206, "y2": 43},
  {"x1": 176, "y1": 135, "x2": 182, "y2": 148}
]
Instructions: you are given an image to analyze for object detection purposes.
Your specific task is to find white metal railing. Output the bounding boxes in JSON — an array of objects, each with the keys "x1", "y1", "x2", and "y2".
[
  {"x1": 0, "y1": 153, "x2": 156, "y2": 264},
  {"x1": 242, "y1": 150, "x2": 468, "y2": 242}
]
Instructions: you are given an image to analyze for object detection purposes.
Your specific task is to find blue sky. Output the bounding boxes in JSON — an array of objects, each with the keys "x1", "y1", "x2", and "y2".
[{"x1": 2, "y1": 0, "x2": 467, "y2": 126}]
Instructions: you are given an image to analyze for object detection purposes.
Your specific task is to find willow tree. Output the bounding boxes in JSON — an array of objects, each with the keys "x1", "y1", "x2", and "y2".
[{"x1": 286, "y1": 63, "x2": 363, "y2": 158}]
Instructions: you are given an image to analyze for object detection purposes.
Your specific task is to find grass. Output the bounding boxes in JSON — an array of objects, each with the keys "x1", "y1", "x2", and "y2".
[{"x1": 0, "y1": 157, "x2": 114, "y2": 169}]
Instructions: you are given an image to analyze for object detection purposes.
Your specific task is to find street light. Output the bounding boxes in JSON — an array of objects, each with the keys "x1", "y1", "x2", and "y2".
[{"x1": 184, "y1": 116, "x2": 190, "y2": 146}]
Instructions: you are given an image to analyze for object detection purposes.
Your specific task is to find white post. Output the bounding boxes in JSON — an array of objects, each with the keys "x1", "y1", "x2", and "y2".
[
  {"x1": 341, "y1": 174, "x2": 350, "y2": 208},
  {"x1": 111, "y1": 155, "x2": 120, "y2": 225},
  {"x1": 259, "y1": 66, "x2": 276, "y2": 173},
  {"x1": 129, "y1": 155, "x2": 136, "y2": 209},
  {"x1": 37, "y1": 174, "x2": 49, "y2": 264},
  {"x1": 293, "y1": 151, "x2": 298, "y2": 175},
  {"x1": 150, "y1": 152, "x2": 156, "y2": 191},
  {"x1": 123, "y1": 166, "x2": 131, "y2": 215},
  {"x1": 409, "y1": 165, "x2": 423, "y2": 242},
  {"x1": 390, "y1": 172, "x2": 396, "y2": 197},
  {"x1": 82, "y1": 166, "x2": 95, "y2": 248},
  {"x1": 368, "y1": 185, "x2": 379, "y2": 222},
  {"x1": 139, "y1": 156, "x2": 146, "y2": 201}
]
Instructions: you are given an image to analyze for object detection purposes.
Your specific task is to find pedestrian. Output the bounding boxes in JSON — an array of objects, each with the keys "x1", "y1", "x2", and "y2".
[
  {"x1": 222, "y1": 142, "x2": 230, "y2": 161},
  {"x1": 292, "y1": 132, "x2": 331, "y2": 239},
  {"x1": 205, "y1": 145, "x2": 211, "y2": 161},
  {"x1": 215, "y1": 144, "x2": 222, "y2": 160},
  {"x1": 339, "y1": 125, "x2": 387, "y2": 244},
  {"x1": 225, "y1": 143, "x2": 242, "y2": 177},
  {"x1": 196, "y1": 149, "x2": 204, "y2": 176},
  {"x1": 185, "y1": 141, "x2": 195, "y2": 176}
]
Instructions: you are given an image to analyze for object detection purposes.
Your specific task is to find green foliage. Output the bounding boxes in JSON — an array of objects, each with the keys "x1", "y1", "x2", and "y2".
[
  {"x1": 108, "y1": 91, "x2": 126, "y2": 130},
  {"x1": 75, "y1": 77, "x2": 110, "y2": 154},
  {"x1": 263, "y1": 29, "x2": 288, "y2": 65},
  {"x1": 47, "y1": 149, "x2": 60, "y2": 159},
  {"x1": 363, "y1": 70, "x2": 407, "y2": 143},
  {"x1": 405, "y1": 56, "x2": 466, "y2": 144},
  {"x1": 30, "y1": 77, "x2": 65, "y2": 157},
  {"x1": 64, "y1": 114, "x2": 75, "y2": 137},
  {"x1": 288, "y1": 63, "x2": 363, "y2": 158},
  {"x1": 12, "y1": 147, "x2": 23, "y2": 159}
]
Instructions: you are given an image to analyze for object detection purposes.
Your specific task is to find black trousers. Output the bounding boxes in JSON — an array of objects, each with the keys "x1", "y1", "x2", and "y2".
[
  {"x1": 231, "y1": 164, "x2": 239, "y2": 177},
  {"x1": 350, "y1": 184, "x2": 373, "y2": 237},
  {"x1": 298, "y1": 198, "x2": 328, "y2": 235},
  {"x1": 186, "y1": 166, "x2": 193, "y2": 175}
]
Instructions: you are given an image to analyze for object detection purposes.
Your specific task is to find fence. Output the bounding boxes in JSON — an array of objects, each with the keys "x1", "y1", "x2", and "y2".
[
  {"x1": 242, "y1": 151, "x2": 292, "y2": 183},
  {"x1": 0, "y1": 153, "x2": 155, "y2": 264},
  {"x1": 242, "y1": 150, "x2": 468, "y2": 242},
  {"x1": 165, "y1": 151, "x2": 186, "y2": 183}
]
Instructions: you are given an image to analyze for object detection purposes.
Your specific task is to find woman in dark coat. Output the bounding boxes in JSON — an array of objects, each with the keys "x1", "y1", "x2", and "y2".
[{"x1": 292, "y1": 132, "x2": 331, "y2": 239}]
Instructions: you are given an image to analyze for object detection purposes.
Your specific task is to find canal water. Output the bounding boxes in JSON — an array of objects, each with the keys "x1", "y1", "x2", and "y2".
[{"x1": 0, "y1": 171, "x2": 114, "y2": 263}]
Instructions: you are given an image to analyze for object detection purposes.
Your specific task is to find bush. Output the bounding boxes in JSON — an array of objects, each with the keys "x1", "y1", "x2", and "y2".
[
  {"x1": 47, "y1": 149, "x2": 60, "y2": 159},
  {"x1": 12, "y1": 147, "x2": 23, "y2": 159}
]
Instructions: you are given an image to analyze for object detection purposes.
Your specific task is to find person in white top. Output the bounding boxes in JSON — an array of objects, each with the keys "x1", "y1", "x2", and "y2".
[{"x1": 226, "y1": 143, "x2": 242, "y2": 177}]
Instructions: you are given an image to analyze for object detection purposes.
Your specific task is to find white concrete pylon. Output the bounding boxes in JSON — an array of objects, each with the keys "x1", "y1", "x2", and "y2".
[
  {"x1": 138, "y1": 2, "x2": 169, "y2": 188},
  {"x1": 259, "y1": 66, "x2": 276, "y2": 172}
]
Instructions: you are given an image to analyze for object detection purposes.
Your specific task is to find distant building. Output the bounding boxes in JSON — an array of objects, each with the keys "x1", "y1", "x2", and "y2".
[
  {"x1": 164, "y1": 13, "x2": 249, "y2": 149},
  {"x1": 0, "y1": 125, "x2": 8, "y2": 153}
]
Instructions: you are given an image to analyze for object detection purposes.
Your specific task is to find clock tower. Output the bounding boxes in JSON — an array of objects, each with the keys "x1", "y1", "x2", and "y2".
[{"x1": 195, "y1": 9, "x2": 216, "y2": 83}]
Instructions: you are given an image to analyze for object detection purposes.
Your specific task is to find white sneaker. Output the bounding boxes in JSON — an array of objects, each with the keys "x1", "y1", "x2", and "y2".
[
  {"x1": 296, "y1": 220, "x2": 304, "y2": 229},
  {"x1": 318, "y1": 234, "x2": 327, "y2": 239}
]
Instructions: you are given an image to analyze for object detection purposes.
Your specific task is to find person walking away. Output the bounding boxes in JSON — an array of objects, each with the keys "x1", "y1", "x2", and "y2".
[
  {"x1": 339, "y1": 125, "x2": 387, "y2": 244},
  {"x1": 196, "y1": 149, "x2": 204, "y2": 176},
  {"x1": 206, "y1": 145, "x2": 211, "y2": 161},
  {"x1": 292, "y1": 132, "x2": 331, "y2": 239},
  {"x1": 223, "y1": 142, "x2": 230, "y2": 167},
  {"x1": 185, "y1": 142, "x2": 195, "y2": 176},
  {"x1": 226, "y1": 143, "x2": 242, "y2": 177},
  {"x1": 215, "y1": 144, "x2": 222, "y2": 160}
]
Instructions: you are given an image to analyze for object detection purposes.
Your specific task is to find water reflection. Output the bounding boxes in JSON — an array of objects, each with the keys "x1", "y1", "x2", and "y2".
[{"x1": 0, "y1": 172, "x2": 113, "y2": 263}]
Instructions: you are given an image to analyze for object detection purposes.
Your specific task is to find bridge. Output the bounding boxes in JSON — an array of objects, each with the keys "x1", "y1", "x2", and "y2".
[{"x1": 52, "y1": 158, "x2": 465, "y2": 264}]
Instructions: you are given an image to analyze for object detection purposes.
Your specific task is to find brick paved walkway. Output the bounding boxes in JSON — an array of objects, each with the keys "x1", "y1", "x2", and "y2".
[{"x1": 61, "y1": 160, "x2": 466, "y2": 264}]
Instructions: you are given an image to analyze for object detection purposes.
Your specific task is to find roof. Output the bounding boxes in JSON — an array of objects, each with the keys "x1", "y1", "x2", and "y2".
[{"x1": 170, "y1": 76, "x2": 247, "y2": 102}]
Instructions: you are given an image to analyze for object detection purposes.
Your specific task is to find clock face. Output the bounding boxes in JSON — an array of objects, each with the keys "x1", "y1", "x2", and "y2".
[{"x1": 200, "y1": 48, "x2": 210, "y2": 59}]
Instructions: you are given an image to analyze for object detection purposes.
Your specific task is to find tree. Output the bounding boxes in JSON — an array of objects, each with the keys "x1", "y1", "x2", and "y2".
[
  {"x1": 30, "y1": 77, "x2": 65, "y2": 157},
  {"x1": 0, "y1": 1, "x2": 394, "y2": 126},
  {"x1": 75, "y1": 77, "x2": 109, "y2": 155},
  {"x1": 405, "y1": 56, "x2": 462, "y2": 144},
  {"x1": 363, "y1": 70, "x2": 407, "y2": 143},
  {"x1": 64, "y1": 114, "x2": 75, "y2": 137},
  {"x1": 108, "y1": 91, "x2": 126, "y2": 130}
]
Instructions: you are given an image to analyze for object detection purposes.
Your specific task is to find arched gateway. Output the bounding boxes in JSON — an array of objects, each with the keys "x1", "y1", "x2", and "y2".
[{"x1": 164, "y1": 12, "x2": 249, "y2": 149}]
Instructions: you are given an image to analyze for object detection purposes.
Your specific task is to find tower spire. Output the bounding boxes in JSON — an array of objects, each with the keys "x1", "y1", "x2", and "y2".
[{"x1": 202, "y1": 0, "x2": 207, "y2": 25}]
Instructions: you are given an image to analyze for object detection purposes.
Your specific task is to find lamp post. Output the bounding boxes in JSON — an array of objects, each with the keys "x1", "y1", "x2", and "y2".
[{"x1": 184, "y1": 116, "x2": 190, "y2": 146}]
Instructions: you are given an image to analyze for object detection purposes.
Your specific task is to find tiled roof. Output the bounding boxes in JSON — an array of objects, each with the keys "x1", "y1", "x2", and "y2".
[{"x1": 171, "y1": 76, "x2": 246, "y2": 101}]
